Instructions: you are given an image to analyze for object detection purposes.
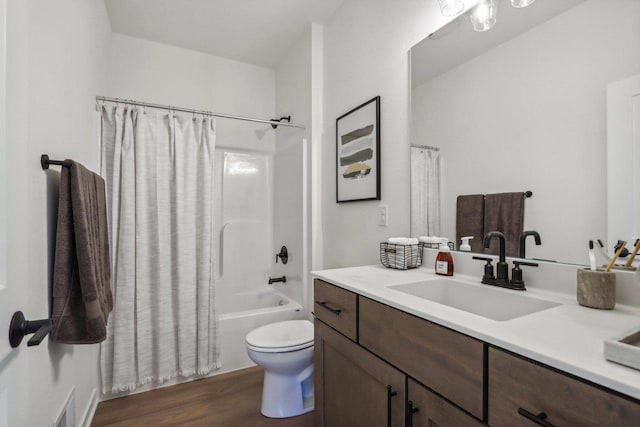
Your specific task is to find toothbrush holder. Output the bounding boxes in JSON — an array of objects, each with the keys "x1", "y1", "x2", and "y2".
[{"x1": 576, "y1": 268, "x2": 616, "y2": 310}]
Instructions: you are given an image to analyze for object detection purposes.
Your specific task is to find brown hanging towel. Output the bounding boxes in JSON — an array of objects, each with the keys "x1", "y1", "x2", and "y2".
[
  {"x1": 483, "y1": 192, "x2": 525, "y2": 257},
  {"x1": 51, "y1": 160, "x2": 113, "y2": 344}
]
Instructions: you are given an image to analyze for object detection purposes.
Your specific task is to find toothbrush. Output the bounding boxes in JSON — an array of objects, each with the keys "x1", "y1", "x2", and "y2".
[
  {"x1": 625, "y1": 239, "x2": 640, "y2": 267},
  {"x1": 588, "y1": 240, "x2": 597, "y2": 271},
  {"x1": 605, "y1": 240, "x2": 627, "y2": 272}
]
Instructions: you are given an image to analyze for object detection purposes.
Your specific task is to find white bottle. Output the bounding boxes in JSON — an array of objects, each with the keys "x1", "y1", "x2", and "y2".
[{"x1": 460, "y1": 236, "x2": 474, "y2": 252}]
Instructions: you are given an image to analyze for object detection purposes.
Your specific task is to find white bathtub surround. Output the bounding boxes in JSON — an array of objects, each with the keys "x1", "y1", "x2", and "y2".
[
  {"x1": 100, "y1": 106, "x2": 219, "y2": 394},
  {"x1": 313, "y1": 250, "x2": 640, "y2": 400}
]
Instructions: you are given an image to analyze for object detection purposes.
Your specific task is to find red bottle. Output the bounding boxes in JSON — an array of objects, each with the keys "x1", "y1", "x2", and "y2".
[{"x1": 435, "y1": 244, "x2": 454, "y2": 276}]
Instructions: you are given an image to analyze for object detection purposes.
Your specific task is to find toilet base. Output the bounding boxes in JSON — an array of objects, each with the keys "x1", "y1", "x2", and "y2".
[{"x1": 260, "y1": 364, "x2": 314, "y2": 418}]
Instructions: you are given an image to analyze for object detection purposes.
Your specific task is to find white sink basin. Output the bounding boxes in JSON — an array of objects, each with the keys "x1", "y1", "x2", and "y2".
[{"x1": 389, "y1": 279, "x2": 561, "y2": 321}]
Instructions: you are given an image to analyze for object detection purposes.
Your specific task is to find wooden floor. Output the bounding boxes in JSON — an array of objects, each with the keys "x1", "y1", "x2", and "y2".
[{"x1": 92, "y1": 366, "x2": 315, "y2": 427}]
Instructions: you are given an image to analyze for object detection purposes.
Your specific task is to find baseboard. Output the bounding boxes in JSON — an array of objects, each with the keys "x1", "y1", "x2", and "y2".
[{"x1": 80, "y1": 388, "x2": 99, "y2": 427}]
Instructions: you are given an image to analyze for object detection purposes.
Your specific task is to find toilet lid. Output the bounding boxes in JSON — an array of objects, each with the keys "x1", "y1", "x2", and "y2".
[{"x1": 246, "y1": 320, "x2": 313, "y2": 350}]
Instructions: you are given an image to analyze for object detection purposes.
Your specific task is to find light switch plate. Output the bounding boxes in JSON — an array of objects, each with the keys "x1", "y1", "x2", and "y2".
[{"x1": 377, "y1": 205, "x2": 388, "y2": 227}]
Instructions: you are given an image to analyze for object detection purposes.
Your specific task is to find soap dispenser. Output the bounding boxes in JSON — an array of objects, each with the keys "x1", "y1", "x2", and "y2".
[
  {"x1": 435, "y1": 242, "x2": 454, "y2": 276},
  {"x1": 460, "y1": 236, "x2": 473, "y2": 252}
]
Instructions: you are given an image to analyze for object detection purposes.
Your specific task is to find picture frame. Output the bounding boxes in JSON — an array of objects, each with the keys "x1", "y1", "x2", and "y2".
[{"x1": 336, "y1": 96, "x2": 381, "y2": 203}]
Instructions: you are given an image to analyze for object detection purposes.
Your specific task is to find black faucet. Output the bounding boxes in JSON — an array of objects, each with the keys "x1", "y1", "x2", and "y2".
[
  {"x1": 474, "y1": 231, "x2": 538, "y2": 291},
  {"x1": 519, "y1": 231, "x2": 541, "y2": 258},
  {"x1": 484, "y1": 231, "x2": 508, "y2": 283}
]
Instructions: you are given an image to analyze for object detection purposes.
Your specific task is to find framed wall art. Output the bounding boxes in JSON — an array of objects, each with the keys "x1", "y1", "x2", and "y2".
[{"x1": 336, "y1": 96, "x2": 381, "y2": 202}]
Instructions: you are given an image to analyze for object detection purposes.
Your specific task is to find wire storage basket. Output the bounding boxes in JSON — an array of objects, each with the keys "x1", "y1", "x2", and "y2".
[
  {"x1": 419, "y1": 241, "x2": 455, "y2": 251},
  {"x1": 380, "y1": 242, "x2": 423, "y2": 270}
]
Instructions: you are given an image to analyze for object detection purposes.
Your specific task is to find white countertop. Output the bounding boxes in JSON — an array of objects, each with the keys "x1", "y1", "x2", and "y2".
[{"x1": 313, "y1": 264, "x2": 640, "y2": 400}]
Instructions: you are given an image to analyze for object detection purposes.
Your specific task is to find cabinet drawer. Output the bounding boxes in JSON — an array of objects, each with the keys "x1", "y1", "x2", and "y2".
[
  {"x1": 314, "y1": 279, "x2": 357, "y2": 341},
  {"x1": 359, "y1": 297, "x2": 485, "y2": 419},
  {"x1": 489, "y1": 347, "x2": 640, "y2": 426},
  {"x1": 408, "y1": 379, "x2": 484, "y2": 427}
]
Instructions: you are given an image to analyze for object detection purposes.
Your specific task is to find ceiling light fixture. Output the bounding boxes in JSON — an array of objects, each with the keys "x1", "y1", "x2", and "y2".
[
  {"x1": 470, "y1": 0, "x2": 498, "y2": 32},
  {"x1": 438, "y1": 0, "x2": 465, "y2": 17},
  {"x1": 511, "y1": 0, "x2": 536, "y2": 8}
]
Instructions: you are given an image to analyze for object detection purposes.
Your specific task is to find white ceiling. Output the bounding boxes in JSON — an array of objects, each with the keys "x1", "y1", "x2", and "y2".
[{"x1": 104, "y1": 0, "x2": 345, "y2": 69}]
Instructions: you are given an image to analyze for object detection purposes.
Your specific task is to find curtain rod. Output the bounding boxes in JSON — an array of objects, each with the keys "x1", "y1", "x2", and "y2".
[
  {"x1": 411, "y1": 144, "x2": 440, "y2": 151},
  {"x1": 96, "y1": 96, "x2": 306, "y2": 130}
]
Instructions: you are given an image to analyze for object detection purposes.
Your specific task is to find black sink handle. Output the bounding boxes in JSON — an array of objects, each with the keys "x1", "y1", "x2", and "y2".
[
  {"x1": 472, "y1": 256, "x2": 494, "y2": 263},
  {"x1": 513, "y1": 260, "x2": 539, "y2": 268}
]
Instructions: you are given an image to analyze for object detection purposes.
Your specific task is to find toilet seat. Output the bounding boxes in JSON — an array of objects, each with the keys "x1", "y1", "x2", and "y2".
[{"x1": 246, "y1": 320, "x2": 313, "y2": 353}]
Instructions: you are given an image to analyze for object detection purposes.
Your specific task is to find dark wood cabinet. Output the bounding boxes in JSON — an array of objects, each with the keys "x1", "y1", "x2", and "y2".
[
  {"x1": 314, "y1": 319, "x2": 405, "y2": 427},
  {"x1": 407, "y1": 378, "x2": 484, "y2": 427},
  {"x1": 314, "y1": 279, "x2": 640, "y2": 427},
  {"x1": 489, "y1": 347, "x2": 640, "y2": 427}
]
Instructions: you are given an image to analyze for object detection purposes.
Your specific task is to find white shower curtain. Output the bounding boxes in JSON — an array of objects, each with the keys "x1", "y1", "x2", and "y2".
[
  {"x1": 411, "y1": 146, "x2": 441, "y2": 237},
  {"x1": 99, "y1": 105, "x2": 219, "y2": 393}
]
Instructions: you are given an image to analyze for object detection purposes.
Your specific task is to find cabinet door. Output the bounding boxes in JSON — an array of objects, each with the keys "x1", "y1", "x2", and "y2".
[
  {"x1": 407, "y1": 379, "x2": 484, "y2": 427},
  {"x1": 315, "y1": 319, "x2": 405, "y2": 427}
]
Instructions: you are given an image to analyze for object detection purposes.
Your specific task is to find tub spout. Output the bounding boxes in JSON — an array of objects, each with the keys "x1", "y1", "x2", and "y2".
[{"x1": 268, "y1": 276, "x2": 287, "y2": 285}]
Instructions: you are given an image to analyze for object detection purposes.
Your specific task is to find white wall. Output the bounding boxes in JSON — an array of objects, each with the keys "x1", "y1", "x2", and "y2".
[
  {"x1": 5, "y1": 0, "x2": 112, "y2": 425},
  {"x1": 272, "y1": 27, "x2": 313, "y2": 306},
  {"x1": 320, "y1": 0, "x2": 472, "y2": 268},
  {"x1": 412, "y1": 0, "x2": 640, "y2": 264},
  {"x1": 110, "y1": 33, "x2": 276, "y2": 152}
]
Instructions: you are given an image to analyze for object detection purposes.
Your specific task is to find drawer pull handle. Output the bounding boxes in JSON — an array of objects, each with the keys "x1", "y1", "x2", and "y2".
[
  {"x1": 387, "y1": 385, "x2": 398, "y2": 427},
  {"x1": 405, "y1": 400, "x2": 419, "y2": 427},
  {"x1": 315, "y1": 300, "x2": 342, "y2": 316},
  {"x1": 518, "y1": 408, "x2": 555, "y2": 427}
]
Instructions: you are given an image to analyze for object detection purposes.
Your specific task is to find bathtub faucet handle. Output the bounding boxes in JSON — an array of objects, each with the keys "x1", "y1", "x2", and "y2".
[{"x1": 275, "y1": 246, "x2": 288, "y2": 264}]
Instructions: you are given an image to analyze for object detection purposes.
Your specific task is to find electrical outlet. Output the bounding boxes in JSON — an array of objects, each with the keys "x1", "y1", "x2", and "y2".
[{"x1": 377, "y1": 205, "x2": 388, "y2": 227}]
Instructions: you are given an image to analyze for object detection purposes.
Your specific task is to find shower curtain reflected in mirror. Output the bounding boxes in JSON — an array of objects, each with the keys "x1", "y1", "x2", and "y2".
[
  {"x1": 99, "y1": 105, "x2": 220, "y2": 394},
  {"x1": 411, "y1": 146, "x2": 441, "y2": 238}
]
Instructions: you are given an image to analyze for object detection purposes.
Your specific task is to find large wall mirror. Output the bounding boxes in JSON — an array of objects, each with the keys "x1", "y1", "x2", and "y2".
[{"x1": 410, "y1": 0, "x2": 640, "y2": 265}]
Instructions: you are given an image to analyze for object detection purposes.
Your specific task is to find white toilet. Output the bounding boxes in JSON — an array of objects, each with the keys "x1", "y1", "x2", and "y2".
[{"x1": 246, "y1": 319, "x2": 314, "y2": 418}]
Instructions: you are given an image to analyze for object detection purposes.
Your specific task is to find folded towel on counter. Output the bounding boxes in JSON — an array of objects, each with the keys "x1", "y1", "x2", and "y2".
[
  {"x1": 51, "y1": 160, "x2": 113, "y2": 344},
  {"x1": 388, "y1": 237, "x2": 419, "y2": 245},
  {"x1": 418, "y1": 236, "x2": 448, "y2": 244},
  {"x1": 484, "y1": 192, "x2": 525, "y2": 257},
  {"x1": 456, "y1": 194, "x2": 485, "y2": 253}
]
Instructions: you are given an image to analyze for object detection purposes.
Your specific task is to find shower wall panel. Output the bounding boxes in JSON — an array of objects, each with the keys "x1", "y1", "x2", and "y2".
[{"x1": 215, "y1": 150, "x2": 273, "y2": 302}]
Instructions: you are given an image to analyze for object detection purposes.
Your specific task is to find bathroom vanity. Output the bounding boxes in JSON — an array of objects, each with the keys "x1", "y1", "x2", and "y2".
[{"x1": 312, "y1": 264, "x2": 640, "y2": 427}]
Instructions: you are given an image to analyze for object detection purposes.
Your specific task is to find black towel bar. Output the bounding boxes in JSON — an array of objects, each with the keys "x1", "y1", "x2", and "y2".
[
  {"x1": 41, "y1": 154, "x2": 72, "y2": 170},
  {"x1": 482, "y1": 191, "x2": 532, "y2": 199},
  {"x1": 8, "y1": 311, "x2": 52, "y2": 347}
]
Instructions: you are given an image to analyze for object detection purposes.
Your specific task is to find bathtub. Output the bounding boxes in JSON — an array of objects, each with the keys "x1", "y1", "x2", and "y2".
[{"x1": 217, "y1": 289, "x2": 304, "y2": 374}]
